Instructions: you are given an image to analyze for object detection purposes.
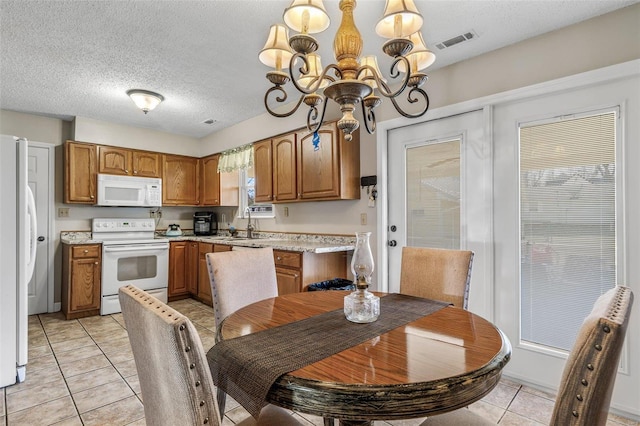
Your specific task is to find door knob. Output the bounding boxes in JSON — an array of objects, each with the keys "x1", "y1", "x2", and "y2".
[
  {"x1": 37, "y1": 236, "x2": 45, "y2": 242},
  {"x1": 388, "y1": 240, "x2": 397, "y2": 247}
]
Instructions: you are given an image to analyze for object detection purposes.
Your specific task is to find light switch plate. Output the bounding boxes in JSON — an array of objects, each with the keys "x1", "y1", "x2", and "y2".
[{"x1": 360, "y1": 213, "x2": 367, "y2": 225}]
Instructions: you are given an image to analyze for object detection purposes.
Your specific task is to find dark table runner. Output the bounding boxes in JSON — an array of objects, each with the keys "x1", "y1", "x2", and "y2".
[{"x1": 206, "y1": 293, "x2": 449, "y2": 418}]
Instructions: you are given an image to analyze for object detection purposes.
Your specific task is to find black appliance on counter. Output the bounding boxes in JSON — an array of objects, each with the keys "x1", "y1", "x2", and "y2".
[{"x1": 193, "y1": 211, "x2": 217, "y2": 236}]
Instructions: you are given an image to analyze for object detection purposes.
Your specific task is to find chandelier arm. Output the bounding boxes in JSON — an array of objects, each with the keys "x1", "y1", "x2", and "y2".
[
  {"x1": 373, "y1": 57, "x2": 411, "y2": 99},
  {"x1": 264, "y1": 87, "x2": 306, "y2": 118},
  {"x1": 361, "y1": 101, "x2": 377, "y2": 135},
  {"x1": 388, "y1": 86, "x2": 431, "y2": 118},
  {"x1": 306, "y1": 96, "x2": 329, "y2": 134},
  {"x1": 290, "y1": 55, "x2": 342, "y2": 94}
]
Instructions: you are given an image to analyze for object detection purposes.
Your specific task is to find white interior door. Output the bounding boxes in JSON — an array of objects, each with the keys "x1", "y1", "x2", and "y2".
[
  {"x1": 27, "y1": 144, "x2": 51, "y2": 314},
  {"x1": 492, "y1": 75, "x2": 639, "y2": 416},
  {"x1": 386, "y1": 109, "x2": 493, "y2": 318}
]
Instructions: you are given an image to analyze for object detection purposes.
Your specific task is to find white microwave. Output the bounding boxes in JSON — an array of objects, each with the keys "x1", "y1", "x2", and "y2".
[{"x1": 97, "y1": 174, "x2": 162, "y2": 207}]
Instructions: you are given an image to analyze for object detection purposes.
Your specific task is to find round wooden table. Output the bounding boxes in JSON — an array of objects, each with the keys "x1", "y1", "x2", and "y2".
[{"x1": 220, "y1": 291, "x2": 511, "y2": 425}]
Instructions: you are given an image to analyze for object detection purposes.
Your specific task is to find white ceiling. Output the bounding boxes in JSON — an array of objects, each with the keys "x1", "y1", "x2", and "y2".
[{"x1": 1, "y1": 0, "x2": 637, "y2": 139}]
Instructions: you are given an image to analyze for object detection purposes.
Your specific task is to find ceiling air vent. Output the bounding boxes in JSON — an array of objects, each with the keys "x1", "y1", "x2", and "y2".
[{"x1": 435, "y1": 30, "x2": 478, "y2": 50}]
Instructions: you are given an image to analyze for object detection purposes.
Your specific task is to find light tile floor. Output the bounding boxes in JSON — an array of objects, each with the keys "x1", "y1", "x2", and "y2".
[{"x1": 1, "y1": 297, "x2": 637, "y2": 426}]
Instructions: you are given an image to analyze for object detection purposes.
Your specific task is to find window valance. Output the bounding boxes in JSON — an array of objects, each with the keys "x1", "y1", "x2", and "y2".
[{"x1": 218, "y1": 143, "x2": 253, "y2": 173}]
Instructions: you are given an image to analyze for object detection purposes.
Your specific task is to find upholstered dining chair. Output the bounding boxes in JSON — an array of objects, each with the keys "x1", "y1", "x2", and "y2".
[
  {"x1": 400, "y1": 247, "x2": 474, "y2": 309},
  {"x1": 206, "y1": 247, "x2": 279, "y2": 413},
  {"x1": 420, "y1": 285, "x2": 634, "y2": 426},
  {"x1": 119, "y1": 285, "x2": 300, "y2": 426}
]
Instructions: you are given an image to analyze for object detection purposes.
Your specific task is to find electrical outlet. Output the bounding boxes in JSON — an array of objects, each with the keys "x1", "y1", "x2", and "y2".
[
  {"x1": 284, "y1": 207, "x2": 289, "y2": 217},
  {"x1": 360, "y1": 213, "x2": 367, "y2": 225},
  {"x1": 58, "y1": 207, "x2": 69, "y2": 218}
]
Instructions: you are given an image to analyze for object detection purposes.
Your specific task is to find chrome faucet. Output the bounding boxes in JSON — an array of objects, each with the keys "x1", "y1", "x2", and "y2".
[{"x1": 246, "y1": 207, "x2": 255, "y2": 239}]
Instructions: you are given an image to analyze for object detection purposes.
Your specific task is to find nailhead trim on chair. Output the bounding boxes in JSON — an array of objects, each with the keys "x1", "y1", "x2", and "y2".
[{"x1": 560, "y1": 286, "x2": 633, "y2": 425}]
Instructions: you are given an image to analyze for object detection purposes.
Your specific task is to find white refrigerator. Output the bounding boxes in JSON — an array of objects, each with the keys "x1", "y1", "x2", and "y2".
[{"x1": 0, "y1": 135, "x2": 37, "y2": 387}]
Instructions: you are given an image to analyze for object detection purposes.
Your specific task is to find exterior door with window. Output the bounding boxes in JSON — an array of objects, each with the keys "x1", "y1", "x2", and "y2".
[
  {"x1": 386, "y1": 109, "x2": 492, "y2": 318},
  {"x1": 493, "y1": 75, "x2": 639, "y2": 413}
]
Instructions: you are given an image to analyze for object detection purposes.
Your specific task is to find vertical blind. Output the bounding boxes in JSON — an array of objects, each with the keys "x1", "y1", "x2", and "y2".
[
  {"x1": 406, "y1": 139, "x2": 461, "y2": 249},
  {"x1": 519, "y1": 111, "x2": 616, "y2": 351}
]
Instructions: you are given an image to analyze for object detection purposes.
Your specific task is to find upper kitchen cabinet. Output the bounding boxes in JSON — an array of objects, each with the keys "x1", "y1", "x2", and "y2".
[
  {"x1": 132, "y1": 151, "x2": 161, "y2": 178},
  {"x1": 253, "y1": 139, "x2": 273, "y2": 203},
  {"x1": 98, "y1": 146, "x2": 161, "y2": 178},
  {"x1": 201, "y1": 154, "x2": 239, "y2": 206},
  {"x1": 162, "y1": 154, "x2": 200, "y2": 205},
  {"x1": 273, "y1": 132, "x2": 298, "y2": 202},
  {"x1": 297, "y1": 122, "x2": 360, "y2": 201},
  {"x1": 65, "y1": 141, "x2": 97, "y2": 204}
]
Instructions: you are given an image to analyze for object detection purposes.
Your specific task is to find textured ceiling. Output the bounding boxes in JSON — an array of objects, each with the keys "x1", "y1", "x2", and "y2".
[{"x1": 1, "y1": 0, "x2": 637, "y2": 138}]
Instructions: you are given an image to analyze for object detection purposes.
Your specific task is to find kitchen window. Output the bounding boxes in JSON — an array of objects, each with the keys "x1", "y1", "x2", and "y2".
[{"x1": 239, "y1": 167, "x2": 274, "y2": 218}]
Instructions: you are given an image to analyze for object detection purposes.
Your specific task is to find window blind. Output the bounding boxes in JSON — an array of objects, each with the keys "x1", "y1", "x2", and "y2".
[
  {"x1": 519, "y1": 111, "x2": 616, "y2": 351},
  {"x1": 406, "y1": 139, "x2": 461, "y2": 249}
]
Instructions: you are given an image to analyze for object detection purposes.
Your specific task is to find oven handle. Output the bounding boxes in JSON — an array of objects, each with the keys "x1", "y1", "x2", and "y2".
[{"x1": 104, "y1": 244, "x2": 169, "y2": 253}]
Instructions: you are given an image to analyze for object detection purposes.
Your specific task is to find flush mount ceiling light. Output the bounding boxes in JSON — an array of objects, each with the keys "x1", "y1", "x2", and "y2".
[
  {"x1": 126, "y1": 89, "x2": 165, "y2": 114},
  {"x1": 259, "y1": 0, "x2": 435, "y2": 141}
]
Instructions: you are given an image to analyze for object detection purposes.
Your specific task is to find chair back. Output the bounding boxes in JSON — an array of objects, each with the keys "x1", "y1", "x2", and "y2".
[
  {"x1": 550, "y1": 285, "x2": 633, "y2": 426},
  {"x1": 400, "y1": 247, "x2": 474, "y2": 309},
  {"x1": 206, "y1": 247, "x2": 279, "y2": 329},
  {"x1": 119, "y1": 285, "x2": 221, "y2": 426}
]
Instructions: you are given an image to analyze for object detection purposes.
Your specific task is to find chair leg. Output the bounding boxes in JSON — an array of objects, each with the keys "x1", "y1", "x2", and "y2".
[
  {"x1": 217, "y1": 387, "x2": 227, "y2": 415},
  {"x1": 323, "y1": 418, "x2": 335, "y2": 426}
]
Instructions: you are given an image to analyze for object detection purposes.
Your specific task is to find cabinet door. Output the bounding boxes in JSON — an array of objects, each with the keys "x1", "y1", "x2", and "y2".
[
  {"x1": 98, "y1": 146, "x2": 132, "y2": 175},
  {"x1": 275, "y1": 267, "x2": 302, "y2": 295},
  {"x1": 70, "y1": 257, "x2": 101, "y2": 312},
  {"x1": 201, "y1": 154, "x2": 221, "y2": 206},
  {"x1": 65, "y1": 141, "x2": 97, "y2": 203},
  {"x1": 297, "y1": 126, "x2": 340, "y2": 199},
  {"x1": 254, "y1": 139, "x2": 273, "y2": 203},
  {"x1": 273, "y1": 133, "x2": 298, "y2": 201},
  {"x1": 133, "y1": 151, "x2": 161, "y2": 178},
  {"x1": 198, "y1": 243, "x2": 214, "y2": 306},
  {"x1": 163, "y1": 154, "x2": 200, "y2": 205},
  {"x1": 186, "y1": 242, "x2": 199, "y2": 295},
  {"x1": 169, "y1": 242, "x2": 189, "y2": 297}
]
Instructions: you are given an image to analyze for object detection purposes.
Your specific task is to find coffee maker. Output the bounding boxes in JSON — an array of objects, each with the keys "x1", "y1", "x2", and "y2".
[{"x1": 193, "y1": 211, "x2": 217, "y2": 236}]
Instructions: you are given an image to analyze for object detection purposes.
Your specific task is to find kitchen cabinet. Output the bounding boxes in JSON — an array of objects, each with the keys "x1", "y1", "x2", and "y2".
[
  {"x1": 254, "y1": 139, "x2": 273, "y2": 203},
  {"x1": 197, "y1": 242, "x2": 233, "y2": 306},
  {"x1": 186, "y1": 241, "x2": 199, "y2": 295},
  {"x1": 61, "y1": 244, "x2": 101, "y2": 319},
  {"x1": 98, "y1": 147, "x2": 161, "y2": 178},
  {"x1": 201, "y1": 154, "x2": 239, "y2": 206},
  {"x1": 297, "y1": 122, "x2": 360, "y2": 200},
  {"x1": 273, "y1": 249, "x2": 348, "y2": 294},
  {"x1": 168, "y1": 241, "x2": 190, "y2": 300},
  {"x1": 163, "y1": 154, "x2": 200, "y2": 205},
  {"x1": 64, "y1": 141, "x2": 97, "y2": 204},
  {"x1": 272, "y1": 132, "x2": 298, "y2": 202},
  {"x1": 256, "y1": 122, "x2": 360, "y2": 203}
]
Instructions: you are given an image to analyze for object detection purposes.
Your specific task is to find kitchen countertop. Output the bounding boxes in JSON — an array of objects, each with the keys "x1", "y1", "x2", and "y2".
[{"x1": 60, "y1": 231, "x2": 356, "y2": 254}]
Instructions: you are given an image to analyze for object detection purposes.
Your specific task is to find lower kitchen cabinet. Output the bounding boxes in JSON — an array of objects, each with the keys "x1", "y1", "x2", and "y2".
[
  {"x1": 169, "y1": 241, "x2": 194, "y2": 301},
  {"x1": 61, "y1": 243, "x2": 101, "y2": 320},
  {"x1": 273, "y1": 249, "x2": 347, "y2": 294},
  {"x1": 197, "y1": 242, "x2": 232, "y2": 306}
]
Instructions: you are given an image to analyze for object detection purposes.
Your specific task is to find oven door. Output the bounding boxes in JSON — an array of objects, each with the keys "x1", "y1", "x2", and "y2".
[{"x1": 101, "y1": 241, "x2": 169, "y2": 314}]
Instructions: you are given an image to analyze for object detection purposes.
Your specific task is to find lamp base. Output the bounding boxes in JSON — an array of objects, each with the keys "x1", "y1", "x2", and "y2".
[{"x1": 344, "y1": 288, "x2": 380, "y2": 323}]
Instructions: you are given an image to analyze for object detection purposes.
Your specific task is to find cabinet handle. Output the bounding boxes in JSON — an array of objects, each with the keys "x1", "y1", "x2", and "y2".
[
  {"x1": 90, "y1": 195, "x2": 95, "y2": 199},
  {"x1": 133, "y1": 170, "x2": 138, "y2": 174},
  {"x1": 277, "y1": 256, "x2": 282, "y2": 261},
  {"x1": 94, "y1": 261, "x2": 98, "y2": 265},
  {"x1": 125, "y1": 169, "x2": 129, "y2": 173},
  {"x1": 294, "y1": 274, "x2": 298, "y2": 278},
  {"x1": 84, "y1": 249, "x2": 89, "y2": 253}
]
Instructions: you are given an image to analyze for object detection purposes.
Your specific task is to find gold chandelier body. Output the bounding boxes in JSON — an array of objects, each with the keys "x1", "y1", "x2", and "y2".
[{"x1": 260, "y1": 0, "x2": 436, "y2": 141}]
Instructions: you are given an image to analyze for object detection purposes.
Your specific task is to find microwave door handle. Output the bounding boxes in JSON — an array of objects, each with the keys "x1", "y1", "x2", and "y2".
[{"x1": 104, "y1": 244, "x2": 169, "y2": 253}]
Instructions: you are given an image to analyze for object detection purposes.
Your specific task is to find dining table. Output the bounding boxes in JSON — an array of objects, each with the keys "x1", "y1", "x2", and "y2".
[{"x1": 207, "y1": 291, "x2": 511, "y2": 426}]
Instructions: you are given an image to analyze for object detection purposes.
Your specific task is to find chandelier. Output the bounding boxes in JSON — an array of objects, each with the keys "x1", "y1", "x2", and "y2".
[{"x1": 259, "y1": 0, "x2": 435, "y2": 141}]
